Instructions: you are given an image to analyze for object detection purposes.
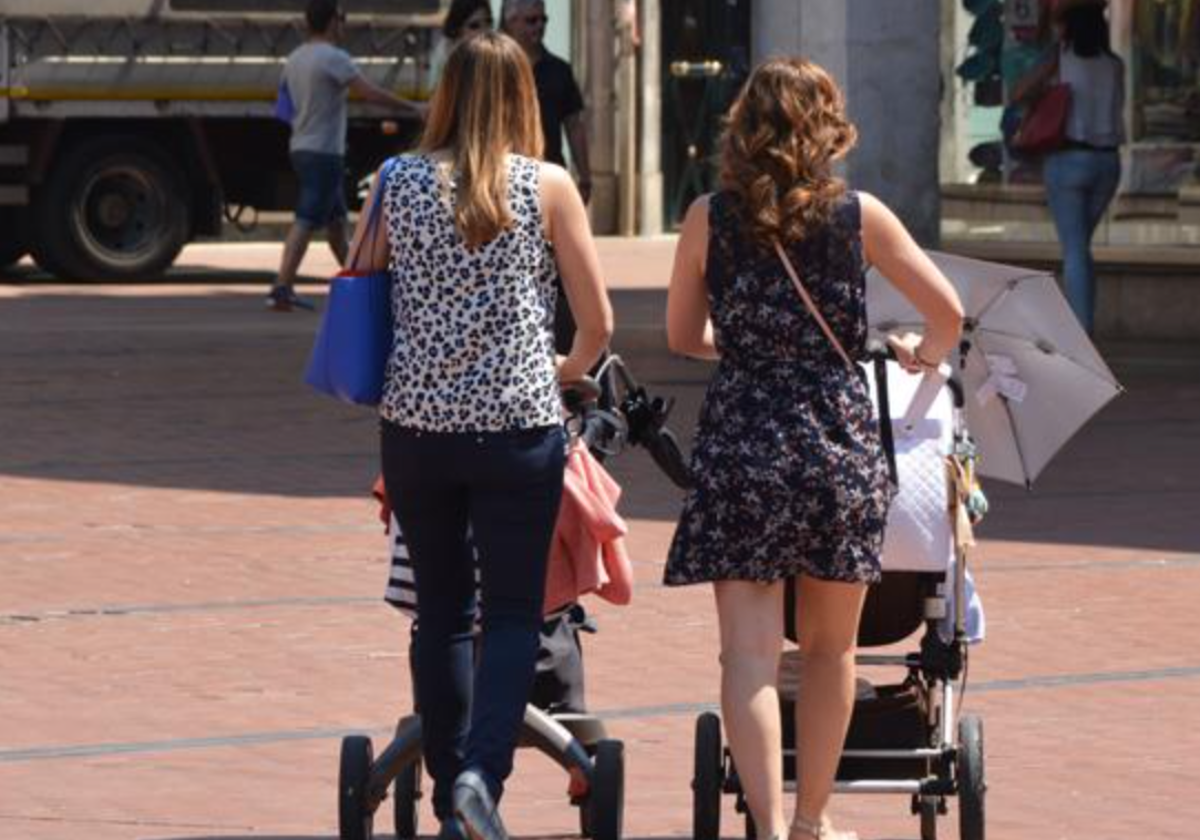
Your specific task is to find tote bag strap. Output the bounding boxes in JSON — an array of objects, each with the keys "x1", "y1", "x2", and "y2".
[
  {"x1": 347, "y1": 156, "x2": 396, "y2": 271},
  {"x1": 773, "y1": 239, "x2": 901, "y2": 487},
  {"x1": 773, "y1": 239, "x2": 855, "y2": 371}
]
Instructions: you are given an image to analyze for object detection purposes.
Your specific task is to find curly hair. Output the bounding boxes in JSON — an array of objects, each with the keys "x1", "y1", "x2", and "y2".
[{"x1": 718, "y1": 58, "x2": 857, "y2": 248}]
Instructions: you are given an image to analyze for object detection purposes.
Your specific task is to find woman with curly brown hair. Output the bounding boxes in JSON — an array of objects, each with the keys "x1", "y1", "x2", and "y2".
[{"x1": 663, "y1": 58, "x2": 962, "y2": 840}]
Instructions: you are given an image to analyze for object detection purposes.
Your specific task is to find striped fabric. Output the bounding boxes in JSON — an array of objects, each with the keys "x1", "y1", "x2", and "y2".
[
  {"x1": 384, "y1": 514, "x2": 568, "y2": 622},
  {"x1": 383, "y1": 515, "x2": 476, "y2": 616}
]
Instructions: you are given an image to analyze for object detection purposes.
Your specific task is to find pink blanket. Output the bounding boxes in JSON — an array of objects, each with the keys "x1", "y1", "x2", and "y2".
[
  {"x1": 544, "y1": 441, "x2": 634, "y2": 612},
  {"x1": 370, "y1": 440, "x2": 633, "y2": 615}
]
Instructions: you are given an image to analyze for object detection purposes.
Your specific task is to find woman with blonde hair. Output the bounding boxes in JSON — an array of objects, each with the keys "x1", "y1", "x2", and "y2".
[
  {"x1": 664, "y1": 58, "x2": 963, "y2": 840},
  {"x1": 348, "y1": 31, "x2": 612, "y2": 840}
]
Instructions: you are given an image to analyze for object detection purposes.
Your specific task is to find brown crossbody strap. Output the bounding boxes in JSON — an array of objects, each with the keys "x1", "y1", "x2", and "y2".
[{"x1": 773, "y1": 239, "x2": 855, "y2": 371}]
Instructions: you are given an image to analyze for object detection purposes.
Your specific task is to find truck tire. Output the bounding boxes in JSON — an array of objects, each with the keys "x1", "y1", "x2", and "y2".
[
  {"x1": 0, "y1": 208, "x2": 28, "y2": 269},
  {"x1": 31, "y1": 136, "x2": 190, "y2": 281}
]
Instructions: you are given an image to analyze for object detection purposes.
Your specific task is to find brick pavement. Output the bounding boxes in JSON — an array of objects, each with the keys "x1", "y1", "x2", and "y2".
[{"x1": 2, "y1": 245, "x2": 1199, "y2": 839}]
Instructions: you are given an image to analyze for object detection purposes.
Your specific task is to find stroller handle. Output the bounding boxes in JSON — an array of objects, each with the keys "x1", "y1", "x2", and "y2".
[
  {"x1": 560, "y1": 376, "x2": 603, "y2": 412},
  {"x1": 866, "y1": 339, "x2": 964, "y2": 409}
]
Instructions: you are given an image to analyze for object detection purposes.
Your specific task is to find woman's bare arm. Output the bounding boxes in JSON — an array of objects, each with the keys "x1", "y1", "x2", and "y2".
[
  {"x1": 860, "y1": 192, "x2": 963, "y2": 370},
  {"x1": 666, "y1": 196, "x2": 719, "y2": 360},
  {"x1": 542, "y1": 163, "x2": 613, "y2": 382}
]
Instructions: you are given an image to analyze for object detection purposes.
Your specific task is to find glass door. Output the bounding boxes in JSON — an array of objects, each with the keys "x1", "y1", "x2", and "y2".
[{"x1": 661, "y1": 0, "x2": 751, "y2": 226}]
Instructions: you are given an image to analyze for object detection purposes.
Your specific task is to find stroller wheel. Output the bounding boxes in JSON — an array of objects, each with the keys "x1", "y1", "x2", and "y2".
[
  {"x1": 918, "y1": 797, "x2": 938, "y2": 840},
  {"x1": 392, "y1": 756, "x2": 422, "y2": 840},
  {"x1": 339, "y1": 735, "x2": 376, "y2": 840},
  {"x1": 693, "y1": 712, "x2": 723, "y2": 840},
  {"x1": 585, "y1": 739, "x2": 625, "y2": 840},
  {"x1": 957, "y1": 715, "x2": 986, "y2": 840}
]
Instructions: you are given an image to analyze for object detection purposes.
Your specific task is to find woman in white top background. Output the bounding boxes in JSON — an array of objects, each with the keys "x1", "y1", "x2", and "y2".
[{"x1": 1016, "y1": 0, "x2": 1125, "y2": 335}]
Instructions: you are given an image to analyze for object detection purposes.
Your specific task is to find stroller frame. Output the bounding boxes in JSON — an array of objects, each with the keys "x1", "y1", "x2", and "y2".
[
  {"x1": 691, "y1": 371, "x2": 987, "y2": 840},
  {"x1": 338, "y1": 355, "x2": 690, "y2": 840},
  {"x1": 340, "y1": 704, "x2": 623, "y2": 840}
]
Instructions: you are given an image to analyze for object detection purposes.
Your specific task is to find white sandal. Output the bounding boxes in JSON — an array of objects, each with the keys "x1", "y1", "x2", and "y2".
[{"x1": 790, "y1": 815, "x2": 858, "y2": 840}]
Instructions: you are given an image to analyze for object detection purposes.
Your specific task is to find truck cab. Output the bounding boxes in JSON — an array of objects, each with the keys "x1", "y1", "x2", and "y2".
[{"x1": 0, "y1": 0, "x2": 441, "y2": 279}]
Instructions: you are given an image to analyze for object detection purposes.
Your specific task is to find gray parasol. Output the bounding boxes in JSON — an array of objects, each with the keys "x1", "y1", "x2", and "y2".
[{"x1": 867, "y1": 251, "x2": 1123, "y2": 486}]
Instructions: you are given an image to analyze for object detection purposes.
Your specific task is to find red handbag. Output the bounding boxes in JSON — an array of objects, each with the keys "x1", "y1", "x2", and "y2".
[{"x1": 1012, "y1": 82, "x2": 1072, "y2": 155}]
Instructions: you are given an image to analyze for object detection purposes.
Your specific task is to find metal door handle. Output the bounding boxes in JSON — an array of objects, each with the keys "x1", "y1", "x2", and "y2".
[{"x1": 669, "y1": 60, "x2": 723, "y2": 79}]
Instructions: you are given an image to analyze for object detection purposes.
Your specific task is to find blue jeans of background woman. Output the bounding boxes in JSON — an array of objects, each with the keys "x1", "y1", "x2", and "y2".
[
  {"x1": 380, "y1": 422, "x2": 566, "y2": 821},
  {"x1": 1043, "y1": 148, "x2": 1121, "y2": 334}
]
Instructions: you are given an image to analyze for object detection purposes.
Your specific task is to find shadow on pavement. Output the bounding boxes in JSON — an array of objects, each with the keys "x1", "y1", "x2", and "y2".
[
  {"x1": 967, "y1": 355, "x2": 1200, "y2": 556},
  {"x1": 151, "y1": 836, "x2": 728, "y2": 840},
  {"x1": 0, "y1": 260, "x2": 322, "y2": 287},
  {"x1": 0, "y1": 287, "x2": 378, "y2": 499},
  {"x1": 2, "y1": 283, "x2": 1198, "y2": 554},
  {"x1": 151, "y1": 836, "x2": 335, "y2": 840},
  {"x1": 0, "y1": 285, "x2": 682, "y2": 504}
]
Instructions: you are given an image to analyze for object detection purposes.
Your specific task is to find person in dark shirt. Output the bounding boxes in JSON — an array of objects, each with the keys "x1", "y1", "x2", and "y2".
[
  {"x1": 502, "y1": 0, "x2": 592, "y2": 204},
  {"x1": 502, "y1": 0, "x2": 593, "y2": 352}
]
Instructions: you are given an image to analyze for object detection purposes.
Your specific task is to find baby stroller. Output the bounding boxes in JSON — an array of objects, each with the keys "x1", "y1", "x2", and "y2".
[
  {"x1": 338, "y1": 354, "x2": 691, "y2": 840},
  {"x1": 691, "y1": 356, "x2": 989, "y2": 840}
]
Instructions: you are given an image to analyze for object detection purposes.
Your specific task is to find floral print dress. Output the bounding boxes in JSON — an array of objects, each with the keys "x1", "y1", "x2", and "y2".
[{"x1": 664, "y1": 190, "x2": 893, "y2": 587}]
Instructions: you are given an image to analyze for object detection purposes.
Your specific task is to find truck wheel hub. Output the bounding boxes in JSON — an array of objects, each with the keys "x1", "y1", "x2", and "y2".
[
  {"x1": 75, "y1": 166, "x2": 163, "y2": 258},
  {"x1": 96, "y1": 192, "x2": 133, "y2": 228}
]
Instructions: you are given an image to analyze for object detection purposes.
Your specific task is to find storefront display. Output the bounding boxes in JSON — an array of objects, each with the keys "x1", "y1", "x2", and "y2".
[
  {"x1": 1131, "y1": 0, "x2": 1200, "y2": 142},
  {"x1": 953, "y1": 0, "x2": 1200, "y2": 194}
]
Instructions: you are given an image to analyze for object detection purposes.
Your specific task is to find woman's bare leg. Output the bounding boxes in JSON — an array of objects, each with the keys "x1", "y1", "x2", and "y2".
[
  {"x1": 791, "y1": 575, "x2": 867, "y2": 840},
  {"x1": 714, "y1": 581, "x2": 787, "y2": 840}
]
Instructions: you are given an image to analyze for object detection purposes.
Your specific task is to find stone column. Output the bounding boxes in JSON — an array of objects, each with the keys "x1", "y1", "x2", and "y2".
[
  {"x1": 616, "y1": 0, "x2": 638, "y2": 235},
  {"x1": 637, "y1": 0, "x2": 664, "y2": 235},
  {"x1": 751, "y1": 0, "x2": 942, "y2": 246},
  {"x1": 751, "y1": 2, "x2": 804, "y2": 71},
  {"x1": 586, "y1": 0, "x2": 619, "y2": 234},
  {"x1": 940, "y1": 0, "x2": 973, "y2": 187}
]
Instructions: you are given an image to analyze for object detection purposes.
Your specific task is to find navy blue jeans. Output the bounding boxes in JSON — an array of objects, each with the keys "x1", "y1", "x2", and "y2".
[
  {"x1": 380, "y1": 422, "x2": 566, "y2": 819},
  {"x1": 1044, "y1": 148, "x2": 1121, "y2": 334},
  {"x1": 290, "y1": 150, "x2": 347, "y2": 229}
]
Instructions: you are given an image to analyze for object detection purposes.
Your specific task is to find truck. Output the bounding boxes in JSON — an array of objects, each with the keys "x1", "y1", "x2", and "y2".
[{"x1": 0, "y1": 0, "x2": 440, "y2": 280}]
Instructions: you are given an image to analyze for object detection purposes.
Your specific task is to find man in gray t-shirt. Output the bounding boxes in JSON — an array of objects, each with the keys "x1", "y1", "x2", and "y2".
[
  {"x1": 269, "y1": 0, "x2": 422, "y2": 312},
  {"x1": 285, "y1": 39, "x2": 360, "y2": 159}
]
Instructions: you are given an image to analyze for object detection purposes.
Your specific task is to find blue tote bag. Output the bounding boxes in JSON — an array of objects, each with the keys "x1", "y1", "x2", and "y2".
[
  {"x1": 303, "y1": 158, "x2": 396, "y2": 406},
  {"x1": 273, "y1": 79, "x2": 296, "y2": 124}
]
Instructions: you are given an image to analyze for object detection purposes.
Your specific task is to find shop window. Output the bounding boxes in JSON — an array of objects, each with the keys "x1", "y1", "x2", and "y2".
[{"x1": 1132, "y1": 0, "x2": 1200, "y2": 142}]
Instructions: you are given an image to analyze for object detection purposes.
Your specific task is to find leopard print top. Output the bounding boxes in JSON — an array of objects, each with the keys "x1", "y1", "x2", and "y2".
[{"x1": 378, "y1": 154, "x2": 561, "y2": 432}]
